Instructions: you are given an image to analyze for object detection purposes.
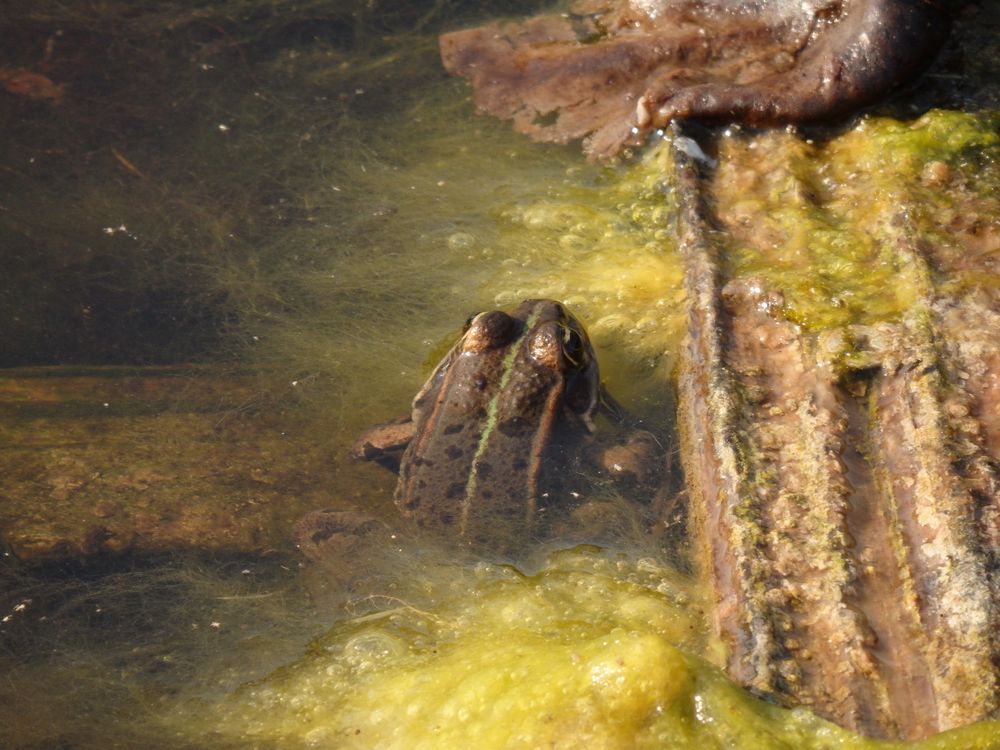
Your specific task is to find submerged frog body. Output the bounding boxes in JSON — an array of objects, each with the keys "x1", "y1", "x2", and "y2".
[{"x1": 353, "y1": 299, "x2": 658, "y2": 545}]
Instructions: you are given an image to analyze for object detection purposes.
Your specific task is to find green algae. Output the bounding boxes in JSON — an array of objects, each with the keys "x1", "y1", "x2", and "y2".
[
  {"x1": 183, "y1": 546, "x2": 1000, "y2": 750},
  {"x1": 713, "y1": 110, "x2": 999, "y2": 332},
  {"x1": 834, "y1": 111, "x2": 999, "y2": 175},
  {"x1": 197, "y1": 548, "x2": 705, "y2": 749}
]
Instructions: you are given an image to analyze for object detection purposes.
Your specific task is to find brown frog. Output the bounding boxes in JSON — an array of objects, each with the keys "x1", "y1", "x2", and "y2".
[{"x1": 351, "y1": 299, "x2": 661, "y2": 546}]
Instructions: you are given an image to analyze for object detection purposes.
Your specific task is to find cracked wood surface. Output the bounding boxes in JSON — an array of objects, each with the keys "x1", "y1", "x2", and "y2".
[{"x1": 671, "y1": 125, "x2": 999, "y2": 739}]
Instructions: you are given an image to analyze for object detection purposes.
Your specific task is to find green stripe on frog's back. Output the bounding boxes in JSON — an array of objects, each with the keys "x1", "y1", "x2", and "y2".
[
  {"x1": 460, "y1": 307, "x2": 542, "y2": 535},
  {"x1": 395, "y1": 306, "x2": 535, "y2": 528},
  {"x1": 391, "y1": 299, "x2": 600, "y2": 542}
]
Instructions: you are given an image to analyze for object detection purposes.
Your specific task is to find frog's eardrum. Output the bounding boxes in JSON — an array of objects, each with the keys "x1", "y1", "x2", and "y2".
[{"x1": 440, "y1": 0, "x2": 951, "y2": 160}]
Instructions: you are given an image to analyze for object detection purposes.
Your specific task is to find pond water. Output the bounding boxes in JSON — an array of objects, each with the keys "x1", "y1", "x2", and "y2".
[{"x1": 1, "y1": 1, "x2": 998, "y2": 748}]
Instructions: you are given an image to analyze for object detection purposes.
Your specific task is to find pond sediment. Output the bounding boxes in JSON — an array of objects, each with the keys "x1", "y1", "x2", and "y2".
[{"x1": 0, "y1": 366, "x2": 346, "y2": 561}]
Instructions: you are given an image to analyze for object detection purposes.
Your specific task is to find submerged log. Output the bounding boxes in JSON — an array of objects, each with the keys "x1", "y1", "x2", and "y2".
[
  {"x1": 0, "y1": 366, "x2": 342, "y2": 561},
  {"x1": 440, "y1": 0, "x2": 951, "y2": 159},
  {"x1": 671, "y1": 127, "x2": 999, "y2": 739}
]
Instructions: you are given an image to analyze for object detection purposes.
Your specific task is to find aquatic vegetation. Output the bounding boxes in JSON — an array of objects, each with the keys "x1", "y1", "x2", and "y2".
[
  {"x1": 183, "y1": 547, "x2": 1000, "y2": 750},
  {"x1": 187, "y1": 548, "x2": 704, "y2": 747},
  {"x1": 713, "y1": 110, "x2": 1000, "y2": 331}
]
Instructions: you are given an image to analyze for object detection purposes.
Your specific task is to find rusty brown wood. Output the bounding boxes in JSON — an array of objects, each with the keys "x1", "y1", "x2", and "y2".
[{"x1": 670, "y1": 125, "x2": 1000, "y2": 739}]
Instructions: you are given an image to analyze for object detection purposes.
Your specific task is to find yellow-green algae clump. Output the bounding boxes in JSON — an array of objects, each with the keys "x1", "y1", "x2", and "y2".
[
  {"x1": 192, "y1": 548, "x2": 999, "y2": 750},
  {"x1": 713, "y1": 110, "x2": 999, "y2": 331}
]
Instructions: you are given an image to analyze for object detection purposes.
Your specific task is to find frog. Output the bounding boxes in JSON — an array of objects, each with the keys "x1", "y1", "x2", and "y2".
[{"x1": 350, "y1": 299, "x2": 663, "y2": 547}]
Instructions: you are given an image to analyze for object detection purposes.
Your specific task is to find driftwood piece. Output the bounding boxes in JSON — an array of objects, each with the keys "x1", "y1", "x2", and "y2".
[
  {"x1": 670, "y1": 126, "x2": 999, "y2": 739},
  {"x1": 441, "y1": 0, "x2": 950, "y2": 159}
]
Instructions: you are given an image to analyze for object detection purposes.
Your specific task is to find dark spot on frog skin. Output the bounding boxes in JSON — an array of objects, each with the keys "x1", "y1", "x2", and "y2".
[
  {"x1": 292, "y1": 509, "x2": 392, "y2": 564},
  {"x1": 444, "y1": 423, "x2": 464, "y2": 435},
  {"x1": 512, "y1": 457, "x2": 528, "y2": 471},
  {"x1": 498, "y1": 417, "x2": 531, "y2": 437},
  {"x1": 447, "y1": 482, "x2": 466, "y2": 499},
  {"x1": 445, "y1": 445, "x2": 463, "y2": 460},
  {"x1": 310, "y1": 527, "x2": 335, "y2": 544},
  {"x1": 476, "y1": 462, "x2": 493, "y2": 478}
]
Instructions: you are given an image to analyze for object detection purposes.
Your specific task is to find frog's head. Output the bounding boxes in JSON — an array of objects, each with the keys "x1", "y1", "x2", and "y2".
[
  {"x1": 427, "y1": 299, "x2": 600, "y2": 425},
  {"x1": 510, "y1": 299, "x2": 600, "y2": 429}
]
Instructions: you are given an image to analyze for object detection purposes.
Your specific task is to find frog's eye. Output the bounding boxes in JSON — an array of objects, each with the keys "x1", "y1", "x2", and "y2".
[
  {"x1": 466, "y1": 310, "x2": 518, "y2": 351},
  {"x1": 561, "y1": 325, "x2": 586, "y2": 366}
]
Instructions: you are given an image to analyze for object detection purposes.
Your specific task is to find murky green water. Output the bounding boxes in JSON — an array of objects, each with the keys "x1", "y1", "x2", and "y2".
[{"x1": 1, "y1": 1, "x2": 998, "y2": 748}]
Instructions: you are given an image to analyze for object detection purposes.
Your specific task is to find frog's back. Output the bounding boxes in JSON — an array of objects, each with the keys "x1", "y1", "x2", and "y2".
[{"x1": 395, "y1": 300, "x2": 599, "y2": 543}]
